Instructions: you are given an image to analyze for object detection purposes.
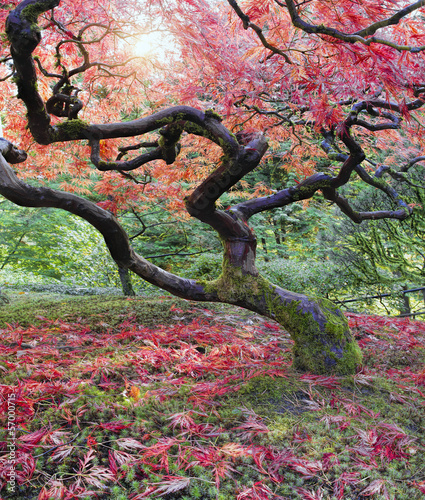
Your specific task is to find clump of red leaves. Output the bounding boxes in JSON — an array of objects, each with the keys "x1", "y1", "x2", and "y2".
[{"x1": 0, "y1": 306, "x2": 424, "y2": 499}]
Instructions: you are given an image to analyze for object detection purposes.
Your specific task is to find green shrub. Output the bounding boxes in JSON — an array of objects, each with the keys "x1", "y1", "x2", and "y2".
[
  {"x1": 258, "y1": 259, "x2": 350, "y2": 298},
  {"x1": 184, "y1": 252, "x2": 222, "y2": 281}
]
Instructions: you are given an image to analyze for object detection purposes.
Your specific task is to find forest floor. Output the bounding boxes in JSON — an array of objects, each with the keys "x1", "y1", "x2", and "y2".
[{"x1": 0, "y1": 293, "x2": 424, "y2": 500}]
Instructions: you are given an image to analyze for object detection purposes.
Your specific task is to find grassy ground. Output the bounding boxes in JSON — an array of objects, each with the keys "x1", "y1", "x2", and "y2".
[{"x1": 0, "y1": 293, "x2": 424, "y2": 499}]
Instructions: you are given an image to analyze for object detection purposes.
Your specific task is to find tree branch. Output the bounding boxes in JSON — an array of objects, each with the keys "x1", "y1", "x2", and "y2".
[
  {"x1": 90, "y1": 138, "x2": 163, "y2": 171},
  {"x1": 232, "y1": 172, "x2": 334, "y2": 220},
  {"x1": 321, "y1": 187, "x2": 411, "y2": 223},
  {"x1": 6, "y1": 0, "x2": 60, "y2": 143},
  {"x1": 284, "y1": 0, "x2": 425, "y2": 52},
  {"x1": 186, "y1": 132, "x2": 268, "y2": 217},
  {"x1": 354, "y1": 1, "x2": 425, "y2": 38},
  {"x1": 226, "y1": 0, "x2": 293, "y2": 63},
  {"x1": 0, "y1": 139, "x2": 218, "y2": 302}
]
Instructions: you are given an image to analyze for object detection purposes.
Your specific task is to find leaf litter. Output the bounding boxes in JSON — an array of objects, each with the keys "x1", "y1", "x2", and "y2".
[{"x1": 0, "y1": 305, "x2": 424, "y2": 499}]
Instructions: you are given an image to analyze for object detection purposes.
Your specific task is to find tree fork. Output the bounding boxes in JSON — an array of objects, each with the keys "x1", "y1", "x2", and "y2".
[
  {"x1": 189, "y1": 155, "x2": 362, "y2": 374},
  {"x1": 204, "y1": 222, "x2": 362, "y2": 374},
  {"x1": 0, "y1": 138, "x2": 362, "y2": 374}
]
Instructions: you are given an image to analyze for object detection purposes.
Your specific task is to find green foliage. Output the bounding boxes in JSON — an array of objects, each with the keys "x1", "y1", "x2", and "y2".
[
  {"x1": 184, "y1": 252, "x2": 222, "y2": 281},
  {"x1": 7, "y1": 282, "x2": 122, "y2": 296},
  {"x1": 323, "y1": 214, "x2": 425, "y2": 289},
  {"x1": 0, "y1": 288, "x2": 9, "y2": 305},
  {"x1": 251, "y1": 198, "x2": 334, "y2": 262},
  {"x1": 318, "y1": 174, "x2": 425, "y2": 314},
  {"x1": 118, "y1": 205, "x2": 221, "y2": 273},
  {"x1": 0, "y1": 200, "x2": 117, "y2": 285},
  {"x1": 259, "y1": 259, "x2": 349, "y2": 300},
  {"x1": 185, "y1": 252, "x2": 349, "y2": 301}
]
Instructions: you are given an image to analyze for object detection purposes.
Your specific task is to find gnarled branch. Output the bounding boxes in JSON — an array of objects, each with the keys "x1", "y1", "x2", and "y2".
[
  {"x1": 0, "y1": 138, "x2": 218, "y2": 302},
  {"x1": 284, "y1": 0, "x2": 425, "y2": 52}
]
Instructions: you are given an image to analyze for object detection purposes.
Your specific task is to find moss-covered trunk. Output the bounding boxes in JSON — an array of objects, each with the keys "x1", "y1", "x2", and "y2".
[
  {"x1": 184, "y1": 182, "x2": 362, "y2": 375},
  {"x1": 0, "y1": 137, "x2": 361, "y2": 375},
  {"x1": 207, "y1": 260, "x2": 362, "y2": 375}
]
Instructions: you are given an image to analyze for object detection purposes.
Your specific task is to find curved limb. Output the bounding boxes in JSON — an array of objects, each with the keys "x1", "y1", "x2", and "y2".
[
  {"x1": 321, "y1": 187, "x2": 411, "y2": 224},
  {"x1": 90, "y1": 138, "x2": 163, "y2": 171},
  {"x1": 283, "y1": 0, "x2": 425, "y2": 52},
  {"x1": 0, "y1": 139, "x2": 217, "y2": 302},
  {"x1": 0, "y1": 139, "x2": 361, "y2": 373}
]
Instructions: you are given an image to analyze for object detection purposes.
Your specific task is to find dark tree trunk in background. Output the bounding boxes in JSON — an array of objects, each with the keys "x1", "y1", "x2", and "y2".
[
  {"x1": 118, "y1": 266, "x2": 136, "y2": 296},
  {"x1": 401, "y1": 286, "x2": 411, "y2": 316}
]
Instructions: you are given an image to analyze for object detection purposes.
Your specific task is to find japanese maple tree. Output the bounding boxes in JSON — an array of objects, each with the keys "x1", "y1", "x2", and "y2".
[{"x1": 1, "y1": 0, "x2": 425, "y2": 374}]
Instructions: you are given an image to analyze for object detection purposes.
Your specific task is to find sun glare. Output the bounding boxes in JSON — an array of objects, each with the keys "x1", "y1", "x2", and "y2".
[{"x1": 132, "y1": 31, "x2": 175, "y2": 60}]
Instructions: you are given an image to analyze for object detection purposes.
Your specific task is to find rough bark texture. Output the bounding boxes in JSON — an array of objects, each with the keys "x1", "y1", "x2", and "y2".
[
  {"x1": 0, "y1": 138, "x2": 361, "y2": 374},
  {"x1": 198, "y1": 233, "x2": 362, "y2": 374},
  {"x1": 118, "y1": 267, "x2": 136, "y2": 297}
]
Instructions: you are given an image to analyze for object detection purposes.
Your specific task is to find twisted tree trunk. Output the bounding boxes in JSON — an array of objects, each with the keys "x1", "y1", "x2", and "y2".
[
  {"x1": 0, "y1": 0, "x2": 365, "y2": 375},
  {"x1": 0, "y1": 138, "x2": 361, "y2": 374},
  {"x1": 205, "y1": 244, "x2": 361, "y2": 374},
  {"x1": 184, "y1": 197, "x2": 361, "y2": 374}
]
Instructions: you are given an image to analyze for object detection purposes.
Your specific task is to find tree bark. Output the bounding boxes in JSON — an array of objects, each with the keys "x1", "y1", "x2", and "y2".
[
  {"x1": 213, "y1": 270, "x2": 361, "y2": 374},
  {"x1": 0, "y1": 140, "x2": 362, "y2": 374},
  {"x1": 118, "y1": 266, "x2": 136, "y2": 296}
]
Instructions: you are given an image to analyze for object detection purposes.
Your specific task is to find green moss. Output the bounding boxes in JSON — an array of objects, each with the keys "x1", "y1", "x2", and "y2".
[
  {"x1": 98, "y1": 160, "x2": 116, "y2": 170},
  {"x1": 216, "y1": 270, "x2": 266, "y2": 304},
  {"x1": 273, "y1": 295, "x2": 361, "y2": 375},
  {"x1": 235, "y1": 375, "x2": 308, "y2": 413},
  {"x1": 0, "y1": 294, "x2": 200, "y2": 329},
  {"x1": 155, "y1": 110, "x2": 238, "y2": 161},
  {"x1": 200, "y1": 257, "x2": 362, "y2": 375},
  {"x1": 53, "y1": 118, "x2": 90, "y2": 140},
  {"x1": 205, "y1": 109, "x2": 223, "y2": 121},
  {"x1": 291, "y1": 179, "x2": 333, "y2": 201},
  {"x1": 184, "y1": 121, "x2": 220, "y2": 144},
  {"x1": 21, "y1": 4, "x2": 46, "y2": 26},
  {"x1": 157, "y1": 134, "x2": 166, "y2": 148}
]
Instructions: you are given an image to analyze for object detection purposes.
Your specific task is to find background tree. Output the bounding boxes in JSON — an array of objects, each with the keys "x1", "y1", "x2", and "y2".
[
  {"x1": 1, "y1": 0, "x2": 425, "y2": 374},
  {"x1": 0, "y1": 199, "x2": 115, "y2": 283},
  {"x1": 320, "y1": 172, "x2": 425, "y2": 315}
]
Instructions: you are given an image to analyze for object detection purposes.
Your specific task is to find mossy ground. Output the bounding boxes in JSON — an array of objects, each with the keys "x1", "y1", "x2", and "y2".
[
  {"x1": 0, "y1": 293, "x2": 424, "y2": 499},
  {"x1": 0, "y1": 292, "x2": 234, "y2": 330}
]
